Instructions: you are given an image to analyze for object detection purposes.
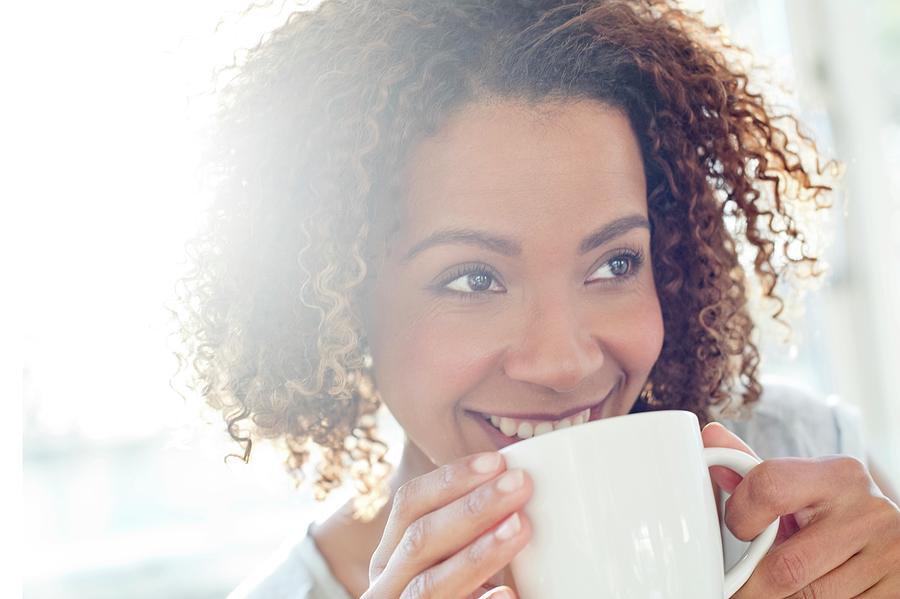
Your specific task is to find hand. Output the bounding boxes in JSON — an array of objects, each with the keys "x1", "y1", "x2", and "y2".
[
  {"x1": 702, "y1": 422, "x2": 900, "y2": 598},
  {"x1": 361, "y1": 451, "x2": 533, "y2": 599}
]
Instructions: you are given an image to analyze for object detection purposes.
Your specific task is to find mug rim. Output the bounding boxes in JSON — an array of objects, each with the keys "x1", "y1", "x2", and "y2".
[{"x1": 498, "y1": 408, "x2": 700, "y2": 455}]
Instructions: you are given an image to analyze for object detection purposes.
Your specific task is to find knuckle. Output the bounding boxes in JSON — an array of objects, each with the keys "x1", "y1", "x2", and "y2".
[
  {"x1": 394, "y1": 480, "x2": 417, "y2": 513},
  {"x1": 797, "y1": 584, "x2": 822, "y2": 599},
  {"x1": 368, "y1": 539, "x2": 390, "y2": 582},
  {"x1": 464, "y1": 533, "x2": 489, "y2": 566},
  {"x1": 462, "y1": 487, "x2": 486, "y2": 519},
  {"x1": 437, "y1": 463, "x2": 455, "y2": 490},
  {"x1": 393, "y1": 480, "x2": 413, "y2": 512},
  {"x1": 871, "y1": 495, "x2": 900, "y2": 523},
  {"x1": 401, "y1": 516, "x2": 430, "y2": 558},
  {"x1": 833, "y1": 456, "x2": 869, "y2": 485},
  {"x1": 367, "y1": 556, "x2": 386, "y2": 583},
  {"x1": 767, "y1": 549, "x2": 807, "y2": 592},
  {"x1": 402, "y1": 570, "x2": 434, "y2": 599},
  {"x1": 747, "y1": 462, "x2": 785, "y2": 513}
]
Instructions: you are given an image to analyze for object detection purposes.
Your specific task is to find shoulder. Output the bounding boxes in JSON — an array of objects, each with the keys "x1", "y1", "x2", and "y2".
[
  {"x1": 227, "y1": 534, "x2": 316, "y2": 599},
  {"x1": 716, "y1": 377, "x2": 866, "y2": 461},
  {"x1": 228, "y1": 524, "x2": 353, "y2": 599}
]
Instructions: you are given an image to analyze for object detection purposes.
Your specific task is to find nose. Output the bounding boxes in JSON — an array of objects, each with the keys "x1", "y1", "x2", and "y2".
[{"x1": 501, "y1": 294, "x2": 606, "y2": 393}]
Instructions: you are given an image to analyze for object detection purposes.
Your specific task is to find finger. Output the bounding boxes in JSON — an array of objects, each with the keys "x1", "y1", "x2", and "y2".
[
  {"x1": 478, "y1": 586, "x2": 516, "y2": 599},
  {"x1": 731, "y1": 505, "x2": 871, "y2": 598},
  {"x1": 378, "y1": 468, "x2": 532, "y2": 596},
  {"x1": 702, "y1": 422, "x2": 758, "y2": 456},
  {"x1": 781, "y1": 550, "x2": 884, "y2": 599},
  {"x1": 701, "y1": 422, "x2": 758, "y2": 493},
  {"x1": 773, "y1": 513, "x2": 801, "y2": 545},
  {"x1": 398, "y1": 512, "x2": 532, "y2": 599},
  {"x1": 370, "y1": 451, "x2": 506, "y2": 581},
  {"x1": 724, "y1": 456, "x2": 871, "y2": 541},
  {"x1": 853, "y1": 576, "x2": 896, "y2": 598}
]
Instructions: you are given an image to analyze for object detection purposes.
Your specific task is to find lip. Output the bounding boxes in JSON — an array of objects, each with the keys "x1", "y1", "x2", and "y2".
[
  {"x1": 470, "y1": 380, "x2": 619, "y2": 449},
  {"x1": 475, "y1": 414, "x2": 523, "y2": 449},
  {"x1": 468, "y1": 378, "x2": 620, "y2": 422}
]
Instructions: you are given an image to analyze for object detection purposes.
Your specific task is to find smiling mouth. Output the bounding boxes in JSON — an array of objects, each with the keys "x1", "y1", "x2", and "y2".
[{"x1": 473, "y1": 379, "x2": 619, "y2": 442}]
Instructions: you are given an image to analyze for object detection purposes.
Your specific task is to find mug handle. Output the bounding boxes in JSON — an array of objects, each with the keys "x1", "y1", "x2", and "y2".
[{"x1": 703, "y1": 447, "x2": 780, "y2": 598}]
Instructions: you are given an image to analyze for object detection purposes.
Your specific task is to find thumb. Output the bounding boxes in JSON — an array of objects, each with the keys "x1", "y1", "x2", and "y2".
[{"x1": 701, "y1": 422, "x2": 759, "y2": 493}]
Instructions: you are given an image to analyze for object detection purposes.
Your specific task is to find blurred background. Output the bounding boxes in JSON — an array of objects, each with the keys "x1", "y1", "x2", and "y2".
[{"x1": 14, "y1": 0, "x2": 900, "y2": 597}]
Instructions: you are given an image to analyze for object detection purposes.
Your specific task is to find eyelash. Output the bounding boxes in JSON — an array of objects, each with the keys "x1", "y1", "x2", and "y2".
[{"x1": 435, "y1": 247, "x2": 646, "y2": 301}]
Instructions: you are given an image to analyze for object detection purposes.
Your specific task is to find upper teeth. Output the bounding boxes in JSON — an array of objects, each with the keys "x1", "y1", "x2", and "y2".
[{"x1": 486, "y1": 407, "x2": 591, "y2": 440}]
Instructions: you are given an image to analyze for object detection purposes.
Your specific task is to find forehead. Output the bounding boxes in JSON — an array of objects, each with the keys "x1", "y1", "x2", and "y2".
[{"x1": 398, "y1": 99, "x2": 648, "y2": 250}]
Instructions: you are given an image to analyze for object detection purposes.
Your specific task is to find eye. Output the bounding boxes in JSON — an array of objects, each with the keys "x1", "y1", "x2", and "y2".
[
  {"x1": 586, "y1": 248, "x2": 645, "y2": 284},
  {"x1": 438, "y1": 264, "x2": 505, "y2": 297}
]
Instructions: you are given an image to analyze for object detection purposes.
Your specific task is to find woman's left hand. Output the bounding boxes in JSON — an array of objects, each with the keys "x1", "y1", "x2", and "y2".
[{"x1": 702, "y1": 422, "x2": 900, "y2": 598}]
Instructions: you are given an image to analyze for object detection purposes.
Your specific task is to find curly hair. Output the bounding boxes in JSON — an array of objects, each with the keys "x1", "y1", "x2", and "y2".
[{"x1": 170, "y1": 0, "x2": 837, "y2": 520}]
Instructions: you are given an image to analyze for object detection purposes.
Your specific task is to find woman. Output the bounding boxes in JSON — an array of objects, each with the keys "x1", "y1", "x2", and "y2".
[{"x1": 173, "y1": 0, "x2": 900, "y2": 597}]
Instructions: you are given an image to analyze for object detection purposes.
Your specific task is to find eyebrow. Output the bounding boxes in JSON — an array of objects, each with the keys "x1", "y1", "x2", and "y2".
[{"x1": 401, "y1": 213, "x2": 651, "y2": 263}]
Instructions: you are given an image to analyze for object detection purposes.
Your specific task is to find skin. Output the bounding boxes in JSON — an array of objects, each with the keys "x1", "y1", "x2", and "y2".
[
  {"x1": 704, "y1": 425, "x2": 900, "y2": 598},
  {"x1": 310, "y1": 99, "x2": 900, "y2": 598},
  {"x1": 364, "y1": 99, "x2": 663, "y2": 466}
]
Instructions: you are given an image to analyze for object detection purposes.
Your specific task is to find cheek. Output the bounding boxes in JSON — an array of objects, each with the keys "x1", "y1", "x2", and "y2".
[
  {"x1": 377, "y1": 308, "x2": 497, "y2": 404},
  {"x1": 596, "y1": 291, "x2": 665, "y2": 376},
  {"x1": 369, "y1": 300, "x2": 498, "y2": 460}
]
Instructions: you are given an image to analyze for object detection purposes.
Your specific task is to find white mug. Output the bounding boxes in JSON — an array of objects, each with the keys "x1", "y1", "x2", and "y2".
[{"x1": 498, "y1": 410, "x2": 779, "y2": 598}]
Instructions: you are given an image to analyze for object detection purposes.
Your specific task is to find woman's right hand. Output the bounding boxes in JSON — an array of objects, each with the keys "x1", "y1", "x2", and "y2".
[{"x1": 361, "y1": 451, "x2": 534, "y2": 599}]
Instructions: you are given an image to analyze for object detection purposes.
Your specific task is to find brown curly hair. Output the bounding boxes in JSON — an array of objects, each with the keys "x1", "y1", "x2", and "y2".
[{"x1": 170, "y1": 0, "x2": 837, "y2": 520}]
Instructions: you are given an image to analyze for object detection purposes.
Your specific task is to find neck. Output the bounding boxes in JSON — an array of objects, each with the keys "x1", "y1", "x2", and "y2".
[{"x1": 393, "y1": 435, "x2": 439, "y2": 488}]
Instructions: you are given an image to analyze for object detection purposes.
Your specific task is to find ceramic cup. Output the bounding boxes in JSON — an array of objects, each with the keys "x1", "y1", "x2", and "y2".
[{"x1": 498, "y1": 410, "x2": 779, "y2": 598}]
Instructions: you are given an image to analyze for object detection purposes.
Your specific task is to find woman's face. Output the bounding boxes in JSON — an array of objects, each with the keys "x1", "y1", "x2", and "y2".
[{"x1": 364, "y1": 99, "x2": 665, "y2": 465}]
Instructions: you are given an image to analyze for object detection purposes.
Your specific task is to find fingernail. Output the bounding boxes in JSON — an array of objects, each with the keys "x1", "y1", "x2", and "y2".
[
  {"x1": 470, "y1": 452, "x2": 502, "y2": 474},
  {"x1": 496, "y1": 469, "x2": 524, "y2": 493},
  {"x1": 494, "y1": 512, "x2": 521, "y2": 540}
]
